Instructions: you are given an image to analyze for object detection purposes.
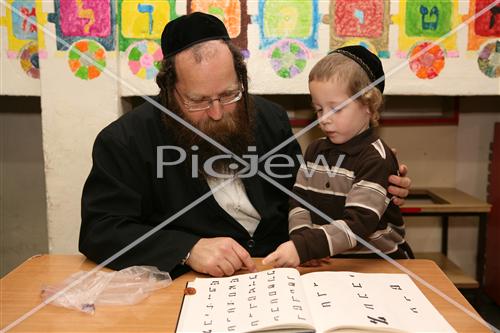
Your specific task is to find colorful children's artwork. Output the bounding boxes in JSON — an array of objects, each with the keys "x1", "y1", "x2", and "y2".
[
  {"x1": 3, "y1": 0, "x2": 45, "y2": 61},
  {"x1": 48, "y1": 0, "x2": 116, "y2": 51},
  {"x1": 393, "y1": 0, "x2": 459, "y2": 57},
  {"x1": 269, "y1": 39, "x2": 309, "y2": 79},
  {"x1": 474, "y1": 0, "x2": 500, "y2": 37},
  {"x1": 477, "y1": 40, "x2": 500, "y2": 78},
  {"x1": 68, "y1": 40, "x2": 106, "y2": 80},
  {"x1": 187, "y1": 0, "x2": 249, "y2": 55},
  {"x1": 405, "y1": 0, "x2": 452, "y2": 37},
  {"x1": 392, "y1": 0, "x2": 460, "y2": 79},
  {"x1": 257, "y1": 0, "x2": 320, "y2": 50},
  {"x1": 2, "y1": 0, "x2": 498, "y2": 93},
  {"x1": 328, "y1": 0, "x2": 390, "y2": 58},
  {"x1": 463, "y1": 0, "x2": 499, "y2": 78},
  {"x1": 119, "y1": 0, "x2": 175, "y2": 51},
  {"x1": 59, "y1": 0, "x2": 110, "y2": 37},
  {"x1": 466, "y1": 0, "x2": 500, "y2": 51},
  {"x1": 254, "y1": 0, "x2": 318, "y2": 79},
  {"x1": 127, "y1": 40, "x2": 163, "y2": 79},
  {"x1": 19, "y1": 41, "x2": 40, "y2": 79},
  {"x1": 2, "y1": 0, "x2": 46, "y2": 79},
  {"x1": 334, "y1": 0, "x2": 384, "y2": 38},
  {"x1": 190, "y1": 0, "x2": 241, "y2": 38},
  {"x1": 11, "y1": 0, "x2": 37, "y2": 41},
  {"x1": 409, "y1": 41, "x2": 446, "y2": 79}
]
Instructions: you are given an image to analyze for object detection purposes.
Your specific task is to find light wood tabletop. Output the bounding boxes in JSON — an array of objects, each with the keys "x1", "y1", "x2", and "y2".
[
  {"x1": 0, "y1": 255, "x2": 492, "y2": 332},
  {"x1": 401, "y1": 187, "x2": 491, "y2": 213}
]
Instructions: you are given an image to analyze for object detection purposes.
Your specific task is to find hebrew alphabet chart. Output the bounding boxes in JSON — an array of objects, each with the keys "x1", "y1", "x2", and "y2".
[
  {"x1": 176, "y1": 268, "x2": 457, "y2": 333},
  {"x1": 177, "y1": 268, "x2": 314, "y2": 332},
  {"x1": 301, "y1": 271, "x2": 457, "y2": 333}
]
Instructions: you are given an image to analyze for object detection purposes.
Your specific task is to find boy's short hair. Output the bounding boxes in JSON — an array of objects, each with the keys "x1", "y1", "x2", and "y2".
[{"x1": 309, "y1": 53, "x2": 383, "y2": 127}]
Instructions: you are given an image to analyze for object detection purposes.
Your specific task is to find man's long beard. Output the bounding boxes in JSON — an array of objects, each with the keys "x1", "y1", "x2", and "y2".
[{"x1": 161, "y1": 96, "x2": 256, "y2": 178}]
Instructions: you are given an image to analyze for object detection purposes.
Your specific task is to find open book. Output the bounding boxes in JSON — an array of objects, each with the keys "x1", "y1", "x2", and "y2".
[{"x1": 176, "y1": 268, "x2": 457, "y2": 333}]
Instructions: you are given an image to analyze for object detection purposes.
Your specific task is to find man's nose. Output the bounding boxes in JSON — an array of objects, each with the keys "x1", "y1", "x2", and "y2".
[{"x1": 206, "y1": 100, "x2": 224, "y2": 121}]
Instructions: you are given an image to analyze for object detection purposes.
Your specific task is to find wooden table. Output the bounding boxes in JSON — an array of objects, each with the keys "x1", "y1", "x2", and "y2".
[
  {"x1": 0, "y1": 255, "x2": 492, "y2": 332},
  {"x1": 401, "y1": 188, "x2": 491, "y2": 289}
]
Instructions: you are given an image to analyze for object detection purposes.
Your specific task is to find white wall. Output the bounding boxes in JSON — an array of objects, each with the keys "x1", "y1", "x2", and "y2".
[
  {"x1": 38, "y1": 3, "x2": 122, "y2": 253},
  {"x1": 380, "y1": 126, "x2": 457, "y2": 256},
  {"x1": 40, "y1": 67, "x2": 121, "y2": 254},
  {"x1": 456, "y1": 98, "x2": 500, "y2": 200},
  {"x1": 452, "y1": 99, "x2": 500, "y2": 277}
]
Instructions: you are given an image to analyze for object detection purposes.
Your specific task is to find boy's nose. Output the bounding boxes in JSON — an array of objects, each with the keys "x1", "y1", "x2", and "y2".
[{"x1": 319, "y1": 113, "x2": 333, "y2": 125}]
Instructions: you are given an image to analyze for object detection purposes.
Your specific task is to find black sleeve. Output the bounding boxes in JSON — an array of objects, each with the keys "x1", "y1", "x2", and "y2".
[
  {"x1": 79, "y1": 131, "x2": 199, "y2": 277},
  {"x1": 275, "y1": 103, "x2": 302, "y2": 191}
]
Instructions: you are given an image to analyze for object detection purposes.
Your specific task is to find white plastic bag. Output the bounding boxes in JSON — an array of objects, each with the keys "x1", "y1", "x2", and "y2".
[{"x1": 41, "y1": 266, "x2": 171, "y2": 314}]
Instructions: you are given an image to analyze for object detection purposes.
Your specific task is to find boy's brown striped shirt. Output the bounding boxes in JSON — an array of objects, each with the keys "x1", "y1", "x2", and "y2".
[{"x1": 289, "y1": 128, "x2": 410, "y2": 263}]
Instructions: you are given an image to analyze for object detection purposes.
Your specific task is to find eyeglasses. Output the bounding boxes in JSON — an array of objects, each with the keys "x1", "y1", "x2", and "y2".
[{"x1": 174, "y1": 86, "x2": 244, "y2": 112}]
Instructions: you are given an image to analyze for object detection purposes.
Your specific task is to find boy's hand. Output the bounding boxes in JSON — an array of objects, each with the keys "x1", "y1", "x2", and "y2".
[
  {"x1": 300, "y1": 257, "x2": 330, "y2": 267},
  {"x1": 262, "y1": 241, "x2": 300, "y2": 268}
]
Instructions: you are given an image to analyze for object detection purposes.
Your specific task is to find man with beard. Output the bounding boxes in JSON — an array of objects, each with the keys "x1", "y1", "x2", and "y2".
[{"x1": 79, "y1": 12, "x2": 411, "y2": 278}]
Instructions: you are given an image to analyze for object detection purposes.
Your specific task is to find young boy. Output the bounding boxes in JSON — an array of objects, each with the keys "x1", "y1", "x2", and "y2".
[{"x1": 263, "y1": 46, "x2": 414, "y2": 267}]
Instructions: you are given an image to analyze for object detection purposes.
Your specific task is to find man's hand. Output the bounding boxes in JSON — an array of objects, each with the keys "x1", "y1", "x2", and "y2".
[
  {"x1": 186, "y1": 237, "x2": 256, "y2": 277},
  {"x1": 388, "y1": 163, "x2": 411, "y2": 206},
  {"x1": 262, "y1": 241, "x2": 300, "y2": 268}
]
